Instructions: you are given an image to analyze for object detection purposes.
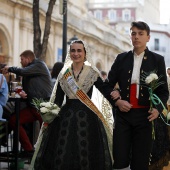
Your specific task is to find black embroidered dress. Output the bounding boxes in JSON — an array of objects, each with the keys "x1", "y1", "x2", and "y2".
[{"x1": 32, "y1": 66, "x2": 113, "y2": 170}]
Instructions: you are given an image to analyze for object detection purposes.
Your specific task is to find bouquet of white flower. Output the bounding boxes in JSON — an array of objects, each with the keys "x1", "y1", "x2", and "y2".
[{"x1": 32, "y1": 98, "x2": 60, "y2": 123}]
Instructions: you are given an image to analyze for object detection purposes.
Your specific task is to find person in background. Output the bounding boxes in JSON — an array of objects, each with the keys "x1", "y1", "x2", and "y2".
[
  {"x1": 167, "y1": 67, "x2": 170, "y2": 77},
  {"x1": 29, "y1": 40, "x2": 120, "y2": 170},
  {"x1": 2, "y1": 50, "x2": 52, "y2": 155},
  {"x1": 167, "y1": 67, "x2": 170, "y2": 112},
  {"x1": 105, "y1": 21, "x2": 169, "y2": 170},
  {"x1": 0, "y1": 72, "x2": 8, "y2": 120},
  {"x1": 51, "y1": 62, "x2": 64, "y2": 87},
  {"x1": 100, "y1": 70, "x2": 108, "y2": 81}
]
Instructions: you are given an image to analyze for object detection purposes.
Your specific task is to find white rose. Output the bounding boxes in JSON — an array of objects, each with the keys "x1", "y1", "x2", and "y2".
[
  {"x1": 40, "y1": 102, "x2": 48, "y2": 107},
  {"x1": 145, "y1": 75, "x2": 153, "y2": 84},
  {"x1": 40, "y1": 107, "x2": 49, "y2": 113},
  {"x1": 51, "y1": 109, "x2": 60, "y2": 114},
  {"x1": 52, "y1": 105, "x2": 59, "y2": 109},
  {"x1": 45, "y1": 102, "x2": 53, "y2": 108},
  {"x1": 150, "y1": 73, "x2": 158, "y2": 80},
  {"x1": 52, "y1": 104, "x2": 58, "y2": 107},
  {"x1": 40, "y1": 102, "x2": 52, "y2": 108}
]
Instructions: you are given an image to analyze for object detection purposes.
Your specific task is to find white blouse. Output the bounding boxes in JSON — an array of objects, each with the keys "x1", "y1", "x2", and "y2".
[{"x1": 131, "y1": 51, "x2": 144, "y2": 98}]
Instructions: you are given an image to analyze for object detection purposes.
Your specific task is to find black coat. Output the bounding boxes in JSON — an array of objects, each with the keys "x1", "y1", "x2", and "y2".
[
  {"x1": 9, "y1": 59, "x2": 53, "y2": 106},
  {"x1": 105, "y1": 48, "x2": 169, "y2": 111}
]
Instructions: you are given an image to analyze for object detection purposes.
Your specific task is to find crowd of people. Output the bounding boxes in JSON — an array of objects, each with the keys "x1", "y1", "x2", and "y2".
[{"x1": 0, "y1": 21, "x2": 170, "y2": 170}]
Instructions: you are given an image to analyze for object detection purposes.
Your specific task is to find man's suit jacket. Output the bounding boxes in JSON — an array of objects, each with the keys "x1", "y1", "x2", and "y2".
[{"x1": 105, "y1": 48, "x2": 169, "y2": 111}]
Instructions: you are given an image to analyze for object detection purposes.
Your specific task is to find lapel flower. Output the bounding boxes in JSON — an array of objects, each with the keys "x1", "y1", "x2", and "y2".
[{"x1": 145, "y1": 73, "x2": 158, "y2": 84}]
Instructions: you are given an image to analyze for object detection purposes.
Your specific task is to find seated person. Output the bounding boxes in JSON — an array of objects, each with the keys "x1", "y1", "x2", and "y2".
[
  {"x1": 2, "y1": 50, "x2": 52, "y2": 154},
  {"x1": 0, "y1": 73, "x2": 8, "y2": 121}
]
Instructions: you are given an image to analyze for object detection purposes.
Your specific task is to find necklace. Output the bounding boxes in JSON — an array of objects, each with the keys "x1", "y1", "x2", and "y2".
[{"x1": 71, "y1": 64, "x2": 84, "y2": 82}]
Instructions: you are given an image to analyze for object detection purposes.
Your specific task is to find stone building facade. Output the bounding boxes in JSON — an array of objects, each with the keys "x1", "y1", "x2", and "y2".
[
  {"x1": 87, "y1": 0, "x2": 170, "y2": 67},
  {"x1": 0, "y1": 0, "x2": 131, "y2": 72}
]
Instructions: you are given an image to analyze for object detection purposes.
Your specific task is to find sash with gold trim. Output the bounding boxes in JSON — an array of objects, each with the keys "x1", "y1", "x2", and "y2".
[{"x1": 63, "y1": 68, "x2": 113, "y2": 135}]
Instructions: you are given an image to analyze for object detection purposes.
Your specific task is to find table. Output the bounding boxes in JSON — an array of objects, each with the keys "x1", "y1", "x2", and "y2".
[
  {"x1": 8, "y1": 97, "x2": 21, "y2": 170},
  {"x1": 0, "y1": 97, "x2": 21, "y2": 169},
  {"x1": 1, "y1": 97, "x2": 36, "y2": 169}
]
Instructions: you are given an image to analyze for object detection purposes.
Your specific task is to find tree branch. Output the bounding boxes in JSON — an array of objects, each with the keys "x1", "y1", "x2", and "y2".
[
  {"x1": 33, "y1": 0, "x2": 42, "y2": 58},
  {"x1": 41, "y1": 0, "x2": 56, "y2": 60}
]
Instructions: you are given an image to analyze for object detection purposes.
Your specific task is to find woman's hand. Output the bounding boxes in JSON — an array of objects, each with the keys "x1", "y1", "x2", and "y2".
[{"x1": 110, "y1": 90, "x2": 120, "y2": 100}]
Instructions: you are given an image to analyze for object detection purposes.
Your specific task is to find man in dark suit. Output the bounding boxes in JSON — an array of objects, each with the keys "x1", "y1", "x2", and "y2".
[{"x1": 104, "y1": 21, "x2": 169, "y2": 170}]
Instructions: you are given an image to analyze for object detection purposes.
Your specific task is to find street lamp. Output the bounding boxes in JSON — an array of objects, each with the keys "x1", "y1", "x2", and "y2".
[
  {"x1": 59, "y1": 1, "x2": 78, "y2": 62},
  {"x1": 60, "y1": 0, "x2": 67, "y2": 63}
]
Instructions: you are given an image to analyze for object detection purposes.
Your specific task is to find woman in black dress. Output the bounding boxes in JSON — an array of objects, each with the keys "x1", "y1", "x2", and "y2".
[{"x1": 30, "y1": 40, "x2": 115, "y2": 170}]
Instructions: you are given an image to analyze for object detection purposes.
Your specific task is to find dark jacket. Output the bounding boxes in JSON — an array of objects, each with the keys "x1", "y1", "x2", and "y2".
[
  {"x1": 104, "y1": 48, "x2": 169, "y2": 111},
  {"x1": 8, "y1": 59, "x2": 53, "y2": 106}
]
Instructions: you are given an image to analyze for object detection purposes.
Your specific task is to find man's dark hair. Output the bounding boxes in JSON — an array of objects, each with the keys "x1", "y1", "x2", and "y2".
[
  {"x1": 0, "y1": 63, "x2": 6, "y2": 73},
  {"x1": 101, "y1": 70, "x2": 107, "y2": 77},
  {"x1": 20, "y1": 50, "x2": 36, "y2": 60},
  {"x1": 130, "y1": 21, "x2": 150, "y2": 35}
]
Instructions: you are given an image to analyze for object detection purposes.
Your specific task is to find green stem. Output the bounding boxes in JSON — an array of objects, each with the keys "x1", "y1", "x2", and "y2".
[
  {"x1": 152, "y1": 121, "x2": 155, "y2": 140},
  {"x1": 150, "y1": 93, "x2": 155, "y2": 140}
]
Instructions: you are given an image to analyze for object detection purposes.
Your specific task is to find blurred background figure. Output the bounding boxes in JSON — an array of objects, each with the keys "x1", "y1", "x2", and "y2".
[
  {"x1": 1, "y1": 50, "x2": 52, "y2": 155},
  {"x1": 100, "y1": 70, "x2": 108, "y2": 81},
  {"x1": 167, "y1": 67, "x2": 170, "y2": 112},
  {"x1": 51, "y1": 62, "x2": 64, "y2": 87},
  {"x1": 167, "y1": 67, "x2": 170, "y2": 77},
  {"x1": 0, "y1": 68, "x2": 8, "y2": 120}
]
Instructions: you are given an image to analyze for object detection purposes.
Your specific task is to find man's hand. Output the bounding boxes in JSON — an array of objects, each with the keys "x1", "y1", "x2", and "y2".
[
  {"x1": 19, "y1": 91, "x2": 27, "y2": 99},
  {"x1": 115, "y1": 99, "x2": 132, "y2": 112},
  {"x1": 1, "y1": 66, "x2": 9, "y2": 74},
  {"x1": 148, "y1": 108, "x2": 159, "y2": 121}
]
